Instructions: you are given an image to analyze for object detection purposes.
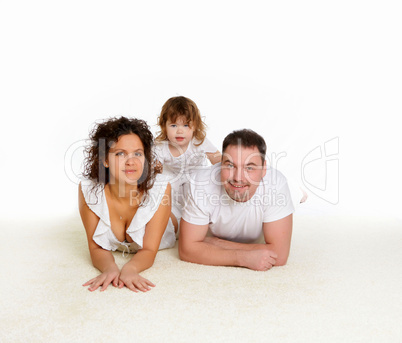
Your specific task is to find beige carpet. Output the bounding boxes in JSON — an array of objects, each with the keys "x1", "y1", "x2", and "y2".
[{"x1": 1, "y1": 214, "x2": 401, "y2": 342}]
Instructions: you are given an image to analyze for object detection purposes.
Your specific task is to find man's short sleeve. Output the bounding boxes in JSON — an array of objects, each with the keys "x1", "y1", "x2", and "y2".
[
  {"x1": 181, "y1": 184, "x2": 211, "y2": 226},
  {"x1": 263, "y1": 176, "x2": 295, "y2": 223}
]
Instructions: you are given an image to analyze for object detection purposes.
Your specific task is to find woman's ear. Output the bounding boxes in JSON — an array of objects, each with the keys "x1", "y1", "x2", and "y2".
[{"x1": 103, "y1": 160, "x2": 109, "y2": 168}]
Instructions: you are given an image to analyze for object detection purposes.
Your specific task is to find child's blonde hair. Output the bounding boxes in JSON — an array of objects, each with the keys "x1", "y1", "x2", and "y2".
[{"x1": 156, "y1": 96, "x2": 206, "y2": 145}]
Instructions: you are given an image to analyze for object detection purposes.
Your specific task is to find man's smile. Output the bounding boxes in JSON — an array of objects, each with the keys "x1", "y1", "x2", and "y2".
[{"x1": 228, "y1": 181, "x2": 249, "y2": 189}]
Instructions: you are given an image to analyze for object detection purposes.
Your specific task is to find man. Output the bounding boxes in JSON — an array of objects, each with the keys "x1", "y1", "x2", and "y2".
[{"x1": 178, "y1": 129, "x2": 294, "y2": 271}]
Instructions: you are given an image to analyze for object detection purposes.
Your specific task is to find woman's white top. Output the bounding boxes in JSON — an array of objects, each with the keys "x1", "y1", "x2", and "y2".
[{"x1": 80, "y1": 174, "x2": 176, "y2": 253}]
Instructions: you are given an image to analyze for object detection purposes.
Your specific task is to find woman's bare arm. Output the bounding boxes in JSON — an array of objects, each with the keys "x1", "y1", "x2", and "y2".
[
  {"x1": 119, "y1": 183, "x2": 172, "y2": 291},
  {"x1": 79, "y1": 183, "x2": 121, "y2": 291}
]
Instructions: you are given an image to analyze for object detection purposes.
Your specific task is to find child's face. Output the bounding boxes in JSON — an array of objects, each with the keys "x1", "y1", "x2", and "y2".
[{"x1": 166, "y1": 116, "x2": 195, "y2": 148}]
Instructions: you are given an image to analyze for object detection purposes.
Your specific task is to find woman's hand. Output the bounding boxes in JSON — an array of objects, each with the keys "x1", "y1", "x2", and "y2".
[
  {"x1": 82, "y1": 264, "x2": 122, "y2": 292},
  {"x1": 119, "y1": 264, "x2": 155, "y2": 292}
]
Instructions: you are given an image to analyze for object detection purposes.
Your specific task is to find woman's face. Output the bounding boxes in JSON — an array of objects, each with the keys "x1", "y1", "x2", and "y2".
[{"x1": 106, "y1": 133, "x2": 145, "y2": 186}]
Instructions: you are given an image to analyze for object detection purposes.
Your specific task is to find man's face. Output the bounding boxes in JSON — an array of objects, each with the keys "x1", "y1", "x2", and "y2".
[{"x1": 221, "y1": 144, "x2": 266, "y2": 202}]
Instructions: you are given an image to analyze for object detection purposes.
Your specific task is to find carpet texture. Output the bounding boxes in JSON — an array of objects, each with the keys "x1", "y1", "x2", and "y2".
[{"x1": 1, "y1": 215, "x2": 401, "y2": 342}]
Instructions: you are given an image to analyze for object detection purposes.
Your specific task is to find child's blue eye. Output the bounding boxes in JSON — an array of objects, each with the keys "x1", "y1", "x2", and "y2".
[{"x1": 170, "y1": 124, "x2": 177, "y2": 128}]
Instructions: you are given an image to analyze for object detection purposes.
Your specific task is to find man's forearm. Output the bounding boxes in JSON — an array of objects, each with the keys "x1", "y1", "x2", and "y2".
[
  {"x1": 203, "y1": 237, "x2": 285, "y2": 267},
  {"x1": 179, "y1": 220, "x2": 278, "y2": 270},
  {"x1": 179, "y1": 240, "x2": 241, "y2": 267},
  {"x1": 204, "y1": 236, "x2": 269, "y2": 251},
  {"x1": 179, "y1": 240, "x2": 278, "y2": 270}
]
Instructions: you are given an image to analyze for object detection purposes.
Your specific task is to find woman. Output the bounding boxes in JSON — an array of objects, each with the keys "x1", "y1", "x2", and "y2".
[{"x1": 79, "y1": 116, "x2": 176, "y2": 292}]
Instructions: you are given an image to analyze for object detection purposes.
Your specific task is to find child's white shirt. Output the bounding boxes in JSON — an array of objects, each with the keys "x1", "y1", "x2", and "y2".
[
  {"x1": 153, "y1": 138, "x2": 218, "y2": 221},
  {"x1": 154, "y1": 137, "x2": 217, "y2": 174}
]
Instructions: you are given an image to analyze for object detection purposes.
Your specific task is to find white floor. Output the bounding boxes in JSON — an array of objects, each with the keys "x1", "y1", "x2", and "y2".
[{"x1": 1, "y1": 214, "x2": 401, "y2": 342}]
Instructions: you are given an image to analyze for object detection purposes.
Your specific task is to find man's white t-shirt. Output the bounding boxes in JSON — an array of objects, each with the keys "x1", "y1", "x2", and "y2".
[{"x1": 182, "y1": 163, "x2": 295, "y2": 243}]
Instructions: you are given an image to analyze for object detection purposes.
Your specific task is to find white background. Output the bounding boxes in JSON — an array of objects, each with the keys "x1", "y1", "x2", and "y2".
[{"x1": 1, "y1": 1, "x2": 401, "y2": 220}]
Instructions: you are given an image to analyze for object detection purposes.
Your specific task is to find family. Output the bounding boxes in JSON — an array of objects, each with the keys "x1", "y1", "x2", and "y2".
[{"x1": 79, "y1": 96, "x2": 297, "y2": 292}]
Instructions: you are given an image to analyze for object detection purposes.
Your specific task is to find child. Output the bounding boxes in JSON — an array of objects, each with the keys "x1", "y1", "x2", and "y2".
[{"x1": 154, "y1": 96, "x2": 221, "y2": 223}]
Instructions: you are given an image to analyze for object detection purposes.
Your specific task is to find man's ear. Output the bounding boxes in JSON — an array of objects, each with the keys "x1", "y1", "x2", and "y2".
[{"x1": 262, "y1": 160, "x2": 267, "y2": 177}]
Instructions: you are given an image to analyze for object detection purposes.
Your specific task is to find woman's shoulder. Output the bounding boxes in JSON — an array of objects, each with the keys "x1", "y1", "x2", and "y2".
[
  {"x1": 80, "y1": 178, "x2": 99, "y2": 200},
  {"x1": 80, "y1": 179, "x2": 109, "y2": 221},
  {"x1": 128, "y1": 174, "x2": 170, "y2": 231},
  {"x1": 139, "y1": 174, "x2": 170, "y2": 212},
  {"x1": 147, "y1": 173, "x2": 170, "y2": 197},
  {"x1": 80, "y1": 179, "x2": 104, "y2": 209}
]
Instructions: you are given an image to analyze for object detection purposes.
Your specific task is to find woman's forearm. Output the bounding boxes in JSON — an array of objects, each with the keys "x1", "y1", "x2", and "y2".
[
  {"x1": 124, "y1": 249, "x2": 156, "y2": 274},
  {"x1": 90, "y1": 247, "x2": 117, "y2": 272}
]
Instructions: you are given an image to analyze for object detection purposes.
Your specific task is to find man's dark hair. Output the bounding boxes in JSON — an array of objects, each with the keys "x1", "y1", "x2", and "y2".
[{"x1": 222, "y1": 129, "x2": 266, "y2": 162}]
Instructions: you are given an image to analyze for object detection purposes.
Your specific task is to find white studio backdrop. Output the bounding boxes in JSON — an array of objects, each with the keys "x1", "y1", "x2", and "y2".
[{"x1": 1, "y1": 1, "x2": 401, "y2": 220}]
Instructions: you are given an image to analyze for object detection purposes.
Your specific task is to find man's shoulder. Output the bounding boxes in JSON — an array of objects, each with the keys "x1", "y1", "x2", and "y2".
[
  {"x1": 262, "y1": 167, "x2": 288, "y2": 188},
  {"x1": 182, "y1": 164, "x2": 221, "y2": 225},
  {"x1": 186, "y1": 163, "x2": 222, "y2": 202},
  {"x1": 190, "y1": 163, "x2": 221, "y2": 183}
]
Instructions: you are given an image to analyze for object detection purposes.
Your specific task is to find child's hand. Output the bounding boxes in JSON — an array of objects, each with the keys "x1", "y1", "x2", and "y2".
[
  {"x1": 82, "y1": 264, "x2": 122, "y2": 292},
  {"x1": 119, "y1": 265, "x2": 155, "y2": 292},
  {"x1": 154, "y1": 160, "x2": 163, "y2": 174}
]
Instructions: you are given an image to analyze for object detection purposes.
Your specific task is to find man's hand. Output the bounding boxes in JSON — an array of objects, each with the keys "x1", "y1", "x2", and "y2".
[
  {"x1": 238, "y1": 249, "x2": 278, "y2": 271},
  {"x1": 204, "y1": 236, "x2": 279, "y2": 271}
]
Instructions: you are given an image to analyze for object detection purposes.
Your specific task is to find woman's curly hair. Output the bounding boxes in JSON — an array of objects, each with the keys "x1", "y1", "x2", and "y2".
[{"x1": 82, "y1": 116, "x2": 157, "y2": 204}]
